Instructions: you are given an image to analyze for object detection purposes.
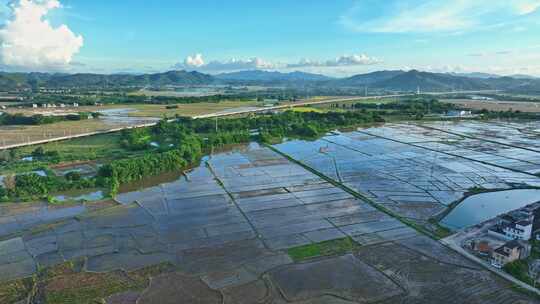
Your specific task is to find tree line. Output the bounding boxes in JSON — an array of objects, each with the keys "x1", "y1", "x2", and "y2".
[{"x1": 0, "y1": 112, "x2": 100, "y2": 126}]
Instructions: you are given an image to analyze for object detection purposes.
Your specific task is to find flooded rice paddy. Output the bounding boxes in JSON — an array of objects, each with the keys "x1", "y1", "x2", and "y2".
[
  {"x1": 0, "y1": 120, "x2": 539, "y2": 303},
  {"x1": 115, "y1": 142, "x2": 418, "y2": 251},
  {"x1": 54, "y1": 189, "x2": 105, "y2": 203},
  {"x1": 275, "y1": 121, "x2": 540, "y2": 228}
]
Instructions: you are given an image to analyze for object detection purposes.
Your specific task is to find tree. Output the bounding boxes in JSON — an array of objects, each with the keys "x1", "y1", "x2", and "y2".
[
  {"x1": 65, "y1": 171, "x2": 82, "y2": 181},
  {"x1": 32, "y1": 147, "x2": 45, "y2": 158},
  {"x1": 9, "y1": 149, "x2": 17, "y2": 160}
]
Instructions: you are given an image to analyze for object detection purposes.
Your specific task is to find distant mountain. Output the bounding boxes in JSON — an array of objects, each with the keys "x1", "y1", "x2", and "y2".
[
  {"x1": 331, "y1": 70, "x2": 540, "y2": 92},
  {"x1": 0, "y1": 70, "x2": 214, "y2": 90},
  {"x1": 508, "y1": 74, "x2": 537, "y2": 80},
  {"x1": 370, "y1": 70, "x2": 492, "y2": 91},
  {"x1": 483, "y1": 76, "x2": 540, "y2": 93},
  {"x1": 215, "y1": 70, "x2": 332, "y2": 83},
  {"x1": 1, "y1": 69, "x2": 540, "y2": 93},
  {"x1": 45, "y1": 70, "x2": 214, "y2": 87},
  {"x1": 449, "y1": 72, "x2": 501, "y2": 79},
  {"x1": 332, "y1": 70, "x2": 405, "y2": 87}
]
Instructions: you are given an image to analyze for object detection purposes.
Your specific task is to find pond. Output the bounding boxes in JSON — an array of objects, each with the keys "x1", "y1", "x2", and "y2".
[
  {"x1": 54, "y1": 190, "x2": 104, "y2": 203},
  {"x1": 440, "y1": 189, "x2": 540, "y2": 230}
]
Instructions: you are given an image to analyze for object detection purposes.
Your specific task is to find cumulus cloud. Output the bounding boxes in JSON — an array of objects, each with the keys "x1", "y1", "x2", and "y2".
[
  {"x1": 287, "y1": 54, "x2": 381, "y2": 68},
  {"x1": 176, "y1": 54, "x2": 275, "y2": 72},
  {"x1": 174, "y1": 53, "x2": 383, "y2": 73},
  {"x1": 515, "y1": 0, "x2": 540, "y2": 15},
  {"x1": 184, "y1": 53, "x2": 205, "y2": 67},
  {"x1": 341, "y1": 0, "x2": 540, "y2": 33},
  {"x1": 0, "y1": 0, "x2": 84, "y2": 70}
]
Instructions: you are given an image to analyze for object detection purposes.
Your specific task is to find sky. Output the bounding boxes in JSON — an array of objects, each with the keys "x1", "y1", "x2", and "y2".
[{"x1": 0, "y1": 0, "x2": 539, "y2": 77}]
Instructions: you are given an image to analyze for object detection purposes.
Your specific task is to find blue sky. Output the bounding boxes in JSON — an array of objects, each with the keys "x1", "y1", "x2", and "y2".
[{"x1": 1, "y1": 0, "x2": 539, "y2": 76}]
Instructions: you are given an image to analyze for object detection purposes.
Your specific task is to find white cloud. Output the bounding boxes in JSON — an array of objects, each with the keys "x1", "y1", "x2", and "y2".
[
  {"x1": 341, "y1": 0, "x2": 540, "y2": 34},
  {"x1": 184, "y1": 53, "x2": 205, "y2": 67},
  {"x1": 174, "y1": 53, "x2": 383, "y2": 75},
  {"x1": 515, "y1": 0, "x2": 540, "y2": 15},
  {"x1": 331, "y1": 54, "x2": 382, "y2": 66},
  {"x1": 176, "y1": 54, "x2": 276, "y2": 72},
  {"x1": 0, "y1": 0, "x2": 83, "y2": 70},
  {"x1": 287, "y1": 54, "x2": 381, "y2": 68}
]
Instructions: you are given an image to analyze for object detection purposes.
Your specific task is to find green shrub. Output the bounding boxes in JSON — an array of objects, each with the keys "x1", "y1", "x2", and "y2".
[{"x1": 65, "y1": 171, "x2": 82, "y2": 181}]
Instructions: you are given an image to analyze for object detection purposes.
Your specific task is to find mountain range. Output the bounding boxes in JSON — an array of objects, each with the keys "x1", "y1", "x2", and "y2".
[
  {"x1": 0, "y1": 70, "x2": 214, "y2": 90},
  {"x1": 1, "y1": 69, "x2": 539, "y2": 93},
  {"x1": 215, "y1": 70, "x2": 333, "y2": 83}
]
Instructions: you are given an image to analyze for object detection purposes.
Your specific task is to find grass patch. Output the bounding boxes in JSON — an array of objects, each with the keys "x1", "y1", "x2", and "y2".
[
  {"x1": 287, "y1": 237, "x2": 361, "y2": 262},
  {"x1": 17, "y1": 133, "x2": 125, "y2": 160},
  {"x1": 433, "y1": 225, "x2": 452, "y2": 239},
  {"x1": 291, "y1": 106, "x2": 324, "y2": 113},
  {"x1": 0, "y1": 133, "x2": 133, "y2": 175},
  {"x1": 427, "y1": 218, "x2": 453, "y2": 239},
  {"x1": 0, "y1": 277, "x2": 34, "y2": 304},
  {"x1": 44, "y1": 273, "x2": 135, "y2": 304},
  {"x1": 125, "y1": 101, "x2": 260, "y2": 117},
  {"x1": 36, "y1": 261, "x2": 175, "y2": 304}
]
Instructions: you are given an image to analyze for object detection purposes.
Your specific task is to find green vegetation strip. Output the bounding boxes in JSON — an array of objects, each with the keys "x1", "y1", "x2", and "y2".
[{"x1": 287, "y1": 237, "x2": 361, "y2": 262}]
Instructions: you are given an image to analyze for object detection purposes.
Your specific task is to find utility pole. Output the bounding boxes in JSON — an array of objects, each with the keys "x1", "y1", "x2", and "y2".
[{"x1": 215, "y1": 117, "x2": 218, "y2": 133}]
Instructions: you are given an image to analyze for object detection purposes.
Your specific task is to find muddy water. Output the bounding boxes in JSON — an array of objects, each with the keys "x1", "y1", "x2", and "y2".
[{"x1": 118, "y1": 170, "x2": 187, "y2": 193}]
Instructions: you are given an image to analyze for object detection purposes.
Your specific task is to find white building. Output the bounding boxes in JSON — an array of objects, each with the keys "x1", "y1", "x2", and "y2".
[{"x1": 503, "y1": 220, "x2": 533, "y2": 241}]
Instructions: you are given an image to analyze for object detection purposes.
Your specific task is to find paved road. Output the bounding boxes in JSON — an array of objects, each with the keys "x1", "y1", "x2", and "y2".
[{"x1": 0, "y1": 90, "x2": 497, "y2": 151}]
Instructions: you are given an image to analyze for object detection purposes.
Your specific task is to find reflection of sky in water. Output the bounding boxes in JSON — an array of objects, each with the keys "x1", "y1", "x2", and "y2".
[
  {"x1": 55, "y1": 190, "x2": 104, "y2": 202},
  {"x1": 441, "y1": 189, "x2": 540, "y2": 230},
  {"x1": 273, "y1": 126, "x2": 540, "y2": 224}
]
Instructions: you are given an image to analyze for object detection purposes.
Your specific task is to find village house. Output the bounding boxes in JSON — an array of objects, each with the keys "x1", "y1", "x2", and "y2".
[
  {"x1": 503, "y1": 220, "x2": 533, "y2": 241},
  {"x1": 488, "y1": 208, "x2": 536, "y2": 241},
  {"x1": 491, "y1": 240, "x2": 531, "y2": 268},
  {"x1": 489, "y1": 219, "x2": 533, "y2": 241}
]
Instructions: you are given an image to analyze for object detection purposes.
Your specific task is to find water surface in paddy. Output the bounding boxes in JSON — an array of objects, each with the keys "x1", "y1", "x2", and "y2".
[
  {"x1": 441, "y1": 189, "x2": 540, "y2": 230},
  {"x1": 54, "y1": 189, "x2": 104, "y2": 202}
]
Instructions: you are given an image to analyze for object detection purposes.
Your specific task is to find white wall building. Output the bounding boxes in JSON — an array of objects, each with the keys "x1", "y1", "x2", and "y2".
[{"x1": 503, "y1": 220, "x2": 533, "y2": 241}]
